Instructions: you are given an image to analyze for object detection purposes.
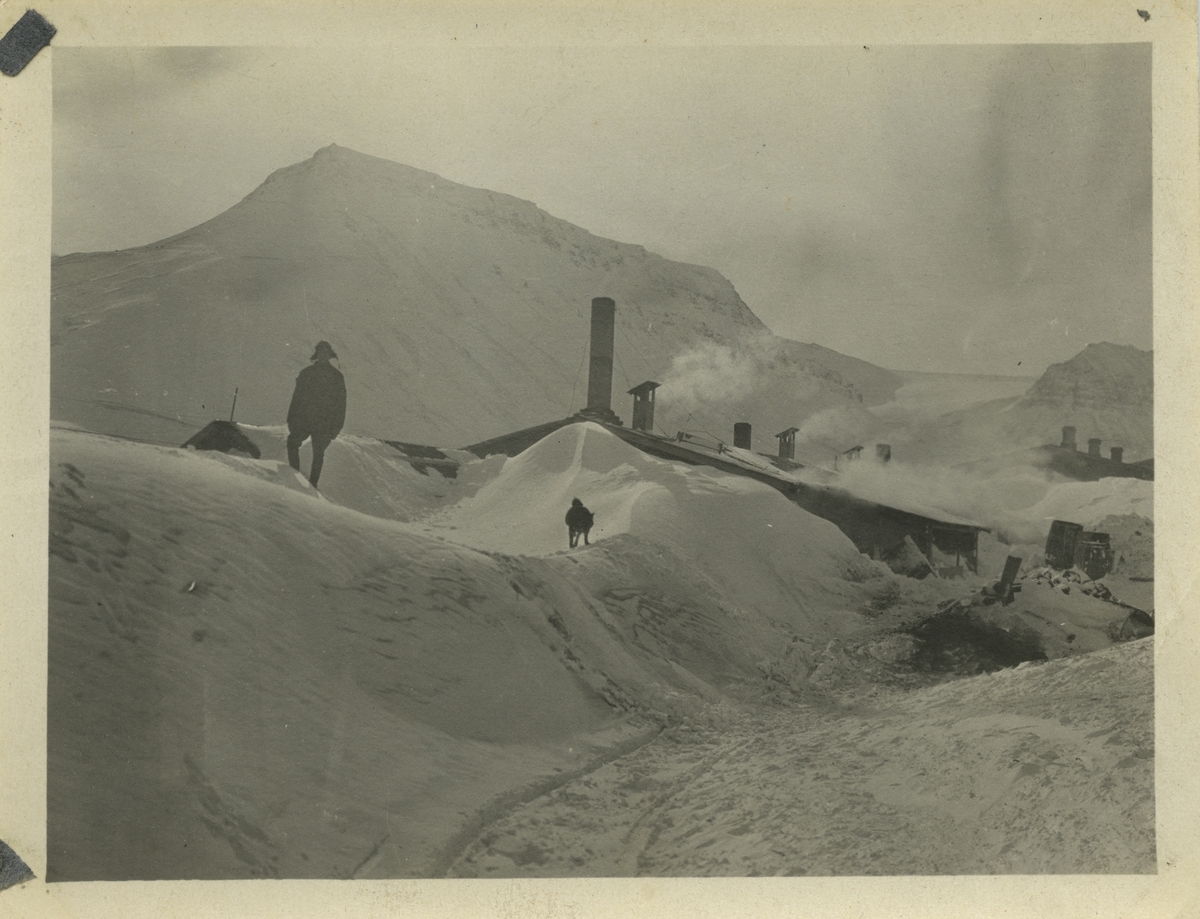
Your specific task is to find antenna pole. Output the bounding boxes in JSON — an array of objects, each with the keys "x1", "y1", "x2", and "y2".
[{"x1": 229, "y1": 387, "x2": 239, "y2": 422}]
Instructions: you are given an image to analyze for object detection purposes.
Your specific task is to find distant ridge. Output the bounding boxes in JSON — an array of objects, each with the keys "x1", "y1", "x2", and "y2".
[
  {"x1": 892, "y1": 342, "x2": 1153, "y2": 464},
  {"x1": 52, "y1": 144, "x2": 899, "y2": 447},
  {"x1": 1020, "y1": 342, "x2": 1152, "y2": 411}
]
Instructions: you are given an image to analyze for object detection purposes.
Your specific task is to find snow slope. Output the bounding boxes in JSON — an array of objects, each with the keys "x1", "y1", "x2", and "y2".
[
  {"x1": 431, "y1": 423, "x2": 884, "y2": 645},
  {"x1": 49, "y1": 430, "x2": 632, "y2": 879},
  {"x1": 450, "y1": 638, "x2": 1154, "y2": 877},
  {"x1": 1018, "y1": 477, "x2": 1153, "y2": 531},
  {"x1": 47, "y1": 423, "x2": 885, "y2": 880},
  {"x1": 236, "y1": 424, "x2": 499, "y2": 523}
]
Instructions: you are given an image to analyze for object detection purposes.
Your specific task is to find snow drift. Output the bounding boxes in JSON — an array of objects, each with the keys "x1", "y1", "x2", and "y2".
[{"x1": 47, "y1": 422, "x2": 885, "y2": 880}]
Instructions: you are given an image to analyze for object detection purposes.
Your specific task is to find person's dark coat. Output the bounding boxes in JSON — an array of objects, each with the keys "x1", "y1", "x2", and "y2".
[
  {"x1": 565, "y1": 499, "x2": 594, "y2": 548},
  {"x1": 565, "y1": 504, "x2": 594, "y2": 532},
  {"x1": 287, "y1": 360, "x2": 346, "y2": 440}
]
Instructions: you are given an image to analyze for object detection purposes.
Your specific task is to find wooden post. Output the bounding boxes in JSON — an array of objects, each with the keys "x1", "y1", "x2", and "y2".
[{"x1": 997, "y1": 555, "x2": 1023, "y2": 601}]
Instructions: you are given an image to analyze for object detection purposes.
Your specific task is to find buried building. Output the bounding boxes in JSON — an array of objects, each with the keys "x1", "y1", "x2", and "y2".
[
  {"x1": 462, "y1": 295, "x2": 986, "y2": 576},
  {"x1": 783, "y1": 481, "x2": 983, "y2": 576},
  {"x1": 960, "y1": 425, "x2": 1154, "y2": 483},
  {"x1": 181, "y1": 419, "x2": 262, "y2": 459}
]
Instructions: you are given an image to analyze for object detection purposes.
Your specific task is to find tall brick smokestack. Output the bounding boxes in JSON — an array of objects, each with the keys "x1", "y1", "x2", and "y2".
[
  {"x1": 583, "y1": 297, "x2": 621, "y2": 424},
  {"x1": 733, "y1": 423, "x2": 752, "y2": 450},
  {"x1": 586, "y1": 297, "x2": 615, "y2": 412}
]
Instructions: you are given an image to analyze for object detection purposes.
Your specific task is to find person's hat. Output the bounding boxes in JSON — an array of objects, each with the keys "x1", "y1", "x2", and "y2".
[{"x1": 311, "y1": 341, "x2": 338, "y2": 361}]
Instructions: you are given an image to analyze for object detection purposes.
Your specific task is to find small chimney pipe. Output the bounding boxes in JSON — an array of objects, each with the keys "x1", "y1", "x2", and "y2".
[
  {"x1": 1088, "y1": 438, "x2": 1102, "y2": 457},
  {"x1": 775, "y1": 427, "x2": 799, "y2": 460},
  {"x1": 733, "y1": 423, "x2": 752, "y2": 450},
  {"x1": 1111, "y1": 446, "x2": 1124, "y2": 464},
  {"x1": 1061, "y1": 426, "x2": 1077, "y2": 450},
  {"x1": 628, "y1": 381, "x2": 659, "y2": 433}
]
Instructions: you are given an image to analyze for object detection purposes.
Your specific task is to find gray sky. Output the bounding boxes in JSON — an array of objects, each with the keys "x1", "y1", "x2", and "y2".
[{"x1": 53, "y1": 43, "x2": 1151, "y2": 376}]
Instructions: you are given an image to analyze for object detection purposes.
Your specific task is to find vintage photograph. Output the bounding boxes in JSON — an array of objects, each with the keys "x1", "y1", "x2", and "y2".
[{"x1": 45, "y1": 40, "x2": 1155, "y2": 883}]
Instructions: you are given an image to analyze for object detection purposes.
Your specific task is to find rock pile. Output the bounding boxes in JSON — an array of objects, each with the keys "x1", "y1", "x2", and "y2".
[
  {"x1": 1025, "y1": 564, "x2": 1154, "y2": 643},
  {"x1": 1024, "y1": 565, "x2": 1115, "y2": 601}
]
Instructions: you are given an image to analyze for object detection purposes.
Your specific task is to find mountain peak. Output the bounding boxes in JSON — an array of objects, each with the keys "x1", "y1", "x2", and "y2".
[
  {"x1": 51, "y1": 147, "x2": 894, "y2": 445},
  {"x1": 309, "y1": 143, "x2": 392, "y2": 167},
  {"x1": 1021, "y1": 341, "x2": 1152, "y2": 410}
]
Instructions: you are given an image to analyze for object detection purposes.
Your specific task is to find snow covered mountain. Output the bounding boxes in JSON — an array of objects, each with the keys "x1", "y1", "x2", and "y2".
[
  {"x1": 1021, "y1": 342, "x2": 1152, "y2": 416},
  {"x1": 51, "y1": 144, "x2": 898, "y2": 448}
]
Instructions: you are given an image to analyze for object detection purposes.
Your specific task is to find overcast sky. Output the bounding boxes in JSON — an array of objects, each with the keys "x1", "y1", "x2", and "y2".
[{"x1": 53, "y1": 43, "x2": 1151, "y2": 377}]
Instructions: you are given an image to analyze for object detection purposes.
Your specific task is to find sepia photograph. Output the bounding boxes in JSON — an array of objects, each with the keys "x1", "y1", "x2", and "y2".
[{"x1": 4, "y1": 1, "x2": 1199, "y2": 917}]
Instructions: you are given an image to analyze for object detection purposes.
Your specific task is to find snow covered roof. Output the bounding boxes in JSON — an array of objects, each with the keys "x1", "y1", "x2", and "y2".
[
  {"x1": 610, "y1": 425, "x2": 988, "y2": 531},
  {"x1": 814, "y1": 482, "x2": 987, "y2": 530}
]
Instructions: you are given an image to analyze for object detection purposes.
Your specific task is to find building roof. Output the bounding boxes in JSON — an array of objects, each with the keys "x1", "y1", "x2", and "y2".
[
  {"x1": 627, "y1": 380, "x2": 661, "y2": 396},
  {"x1": 612, "y1": 425, "x2": 988, "y2": 532}
]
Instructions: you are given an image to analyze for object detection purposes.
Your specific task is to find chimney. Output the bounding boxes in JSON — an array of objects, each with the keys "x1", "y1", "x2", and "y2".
[
  {"x1": 582, "y1": 297, "x2": 621, "y2": 424},
  {"x1": 1110, "y1": 446, "x2": 1123, "y2": 464},
  {"x1": 776, "y1": 427, "x2": 799, "y2": 460},
  {"x1": 733, "y1": 423, "x2": 752, "y2": 450},
  {"x1": 628, "y1": 381, "x2": 660, "y2": 433},
  {"x1": 875, "y1": 443, "x2": 892, "y2": 463},
  {"x1": 1061, "y1": 426, "x2": 1077, "y2": 450},
  {"x1": 1088, "y1": 438, "x2": 1102, "y2": 457}
]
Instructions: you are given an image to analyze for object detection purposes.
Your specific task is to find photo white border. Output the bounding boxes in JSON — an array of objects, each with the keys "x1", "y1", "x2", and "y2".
[{"x1": 3, "y1": 1, "x2": 1197, "y2": 917}]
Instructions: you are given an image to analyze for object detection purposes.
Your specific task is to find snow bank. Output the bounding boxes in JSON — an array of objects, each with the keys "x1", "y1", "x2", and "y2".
[
  {"x1": 1018, "y1": 477, "x2": 1153, "y2": 532},
  {"x1": 448, "y1": 638, "x2": 1153, "y2": 876},
  {"x1": 48, "y1": 428, "x2": 641, "y2": 880},
  {"x1": 427, "y1": 422, "x2": 664, "y2": 553},
  {"x1": 435, "y1": 424, "x2": 859, "y2": 558},
  {"x1": 791, "y1": 448, "x2": 1152, "y2": 553},
  {"x1": 431, "y1": 424, "x2": 877, "y2": 629},
  {"x1": 241, "y1": 425, "x2": 502, "y2": 521},
  {"x1": 48, "y1": 424, "x2": 885, "y2": 881}
]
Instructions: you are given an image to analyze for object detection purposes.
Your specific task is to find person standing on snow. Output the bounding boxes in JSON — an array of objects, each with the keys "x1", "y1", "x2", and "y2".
[
  {"x1": 286, "y1": 340, "x2": 346, "y2": 488},
  {"x1": 565, "y1": 498, "x2": 594, "y2": 548}
]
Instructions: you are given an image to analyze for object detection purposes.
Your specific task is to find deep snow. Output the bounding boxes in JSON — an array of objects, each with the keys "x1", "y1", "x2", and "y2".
[
  {"x1": 450, "y1": 639, "x2": 1153, "y2": 877},
  {"x1": 48, "y1": 423, "x2": 888, "y2": 879},
  {"x1": 47, "y1": 421, "x2": 1153, "y2": 880}
]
